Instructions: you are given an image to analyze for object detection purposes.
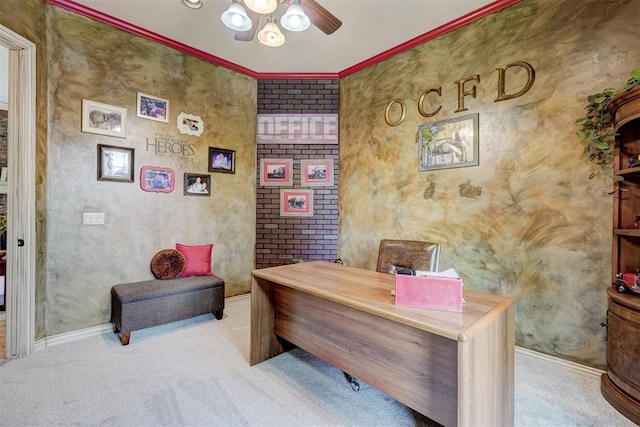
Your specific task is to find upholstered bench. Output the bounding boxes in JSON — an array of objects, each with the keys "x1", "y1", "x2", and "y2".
[{"x1": 111, "y1": 275, "x2": 225, "y2": 345}]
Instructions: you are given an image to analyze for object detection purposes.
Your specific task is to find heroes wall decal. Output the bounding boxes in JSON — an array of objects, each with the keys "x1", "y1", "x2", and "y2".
[{"x1": 146, "y1": 133, "x2": 196, "y2": 157}]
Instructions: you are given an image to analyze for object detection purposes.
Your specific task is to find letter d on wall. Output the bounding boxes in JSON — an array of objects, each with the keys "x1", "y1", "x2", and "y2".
[{"x1": 495, "y1": 61, "x2": 535, "y2": 102}]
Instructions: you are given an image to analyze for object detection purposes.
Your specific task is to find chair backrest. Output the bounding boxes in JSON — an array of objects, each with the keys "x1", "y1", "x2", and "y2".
[{"x1": 375, "y1": 239, "x2": 440, "y2": 274}]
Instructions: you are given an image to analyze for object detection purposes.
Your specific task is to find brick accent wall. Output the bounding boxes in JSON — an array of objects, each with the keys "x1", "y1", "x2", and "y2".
[{"x1": 256, "y1": 79, "x2": 339, "y2": 269}]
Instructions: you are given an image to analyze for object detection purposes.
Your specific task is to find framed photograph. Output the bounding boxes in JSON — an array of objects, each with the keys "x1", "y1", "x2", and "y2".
[
  {"x1": 177, "y1": 112, "x2": 203, "y2": 137},
  {"x1": 97, "y1": 144, "x2": 134, "y2": 183},
  {"x1": 140, "y1": 166, "x2": 175, "y2": 193},
  {"x1": 418, "y1": 113, "x2": 479, "y2": 171},
  {"x1": 208, "y1": 147, "x2": 235, "y2": 174},
  {"x1": 301, "y1": 159, "x2": 334, "y2": 186},
  {"x1": 280, "y1": 189, "x2": 314, "y2": 217},
  {"x1": 260, "y1": 158, "x2": 293, "y2": 186},
  {"x1": 82, "y1": 99, "x2": 127, "y2": 138},
  {"x1": 184, "y1": 173, "x2": 211, "y2": 196},
  {"x1": 137, "y1": 92, "x2": 169, "y2": 123}
]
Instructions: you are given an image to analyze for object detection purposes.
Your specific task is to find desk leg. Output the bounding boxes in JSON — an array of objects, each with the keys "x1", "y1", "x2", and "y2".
[{"x1": 250, "y1": 277, "x2": 287, "y2": 365}]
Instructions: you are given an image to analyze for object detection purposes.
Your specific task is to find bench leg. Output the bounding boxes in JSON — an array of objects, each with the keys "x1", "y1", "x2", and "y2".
[
  {"x1": 213, "y1": 309, "x2": 223, "y2": 320},
  {"x1": 121, "y1": 332, "x2": 131, "y2": 346}
]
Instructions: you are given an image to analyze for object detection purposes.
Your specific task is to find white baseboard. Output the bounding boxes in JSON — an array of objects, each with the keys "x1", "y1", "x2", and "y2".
[
  {"x1": 35, "y1": 323, "x2": 113, "y2": 351},
  {"x1": 35, "y1": 294, "x2": 251, "y2": 350},
  {"x1": 515, "y1": 346, "x2": 604, "y2": 377}
]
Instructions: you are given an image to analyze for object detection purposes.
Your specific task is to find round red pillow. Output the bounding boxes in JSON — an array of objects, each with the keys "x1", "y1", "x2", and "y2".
[{"x1": 150, "y1": 249, "x2": 186, "y2": 280}]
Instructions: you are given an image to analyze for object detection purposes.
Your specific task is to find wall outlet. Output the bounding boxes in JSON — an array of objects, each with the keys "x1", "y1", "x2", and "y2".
[{"x1": 83, "y1": 212, "x2": 105, "y2": 225}]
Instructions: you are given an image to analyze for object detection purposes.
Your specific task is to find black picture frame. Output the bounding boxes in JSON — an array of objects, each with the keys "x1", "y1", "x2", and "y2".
[
  {"x1": 97, "y1": 144, "x2": 134, "y2": 183},
  {"x1": 208, "y1": 147, "x2": 236, "y2": 174}
]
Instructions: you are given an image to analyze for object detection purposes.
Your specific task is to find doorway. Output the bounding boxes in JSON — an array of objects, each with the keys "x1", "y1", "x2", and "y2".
[{"x1": 0, "y1": 24, "x2": 36, "y2": 359}]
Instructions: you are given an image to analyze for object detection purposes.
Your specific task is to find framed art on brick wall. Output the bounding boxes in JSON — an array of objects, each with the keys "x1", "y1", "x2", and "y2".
[
  {"x1": 280, "y1": 189, "x2": 313, "y2": 216},
  {"x1": 301, "y1": 159, "x2": 334, "y2": 186},
  {"x1": 260, "y1": 158, "x2": 293, "y2": 186}
]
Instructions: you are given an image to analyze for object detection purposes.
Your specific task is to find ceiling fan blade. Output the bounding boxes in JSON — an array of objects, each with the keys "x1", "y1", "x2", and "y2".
[
  {"x1": 234, "y1": 8, "x2": 260, "y2": 42},
  {"x1": 300, "y1": 0, "x2": 342, "y2": 35}
]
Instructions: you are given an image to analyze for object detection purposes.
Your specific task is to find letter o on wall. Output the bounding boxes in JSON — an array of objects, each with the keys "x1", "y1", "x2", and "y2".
[{"x1": 384, "y1": 99, "x2": 407, "y2": 127}]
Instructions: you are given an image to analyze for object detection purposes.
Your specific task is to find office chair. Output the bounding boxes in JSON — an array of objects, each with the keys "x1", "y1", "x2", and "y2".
[{"x1": 342, "y1": 239, "x2": 441, "y2": 391}]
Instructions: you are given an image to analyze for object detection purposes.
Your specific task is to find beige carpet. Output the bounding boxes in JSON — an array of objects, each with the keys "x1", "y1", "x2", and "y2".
[
  {"x1": 0, "y1": 296, "x2": 635, "y2": 426},
  {"x1": 0, "y1": 319, "x2": 5, "y2": 366}
]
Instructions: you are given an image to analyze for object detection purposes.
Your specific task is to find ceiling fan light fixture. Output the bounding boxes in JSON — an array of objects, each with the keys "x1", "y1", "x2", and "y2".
[
  {"x1": 243, "y1": 0, "x2": 277, "y2": 14},
  {"x1": 280, "y1": 4, "x2": 310, "y2": 32},
  {"x1": 258, "y1": 22, "x2": 285, "y2": 47},
  {"x1": 221, "y1": 3, "x2": 253, "y2": 32},
  {"x1": 180, "y1": 0, "x2": 202, "y2": 9}
]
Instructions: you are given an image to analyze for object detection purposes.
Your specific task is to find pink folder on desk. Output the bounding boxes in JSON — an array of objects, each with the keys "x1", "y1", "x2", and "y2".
[{"x1": 394, "y1": 274, "x2": 463, "y2": 312}]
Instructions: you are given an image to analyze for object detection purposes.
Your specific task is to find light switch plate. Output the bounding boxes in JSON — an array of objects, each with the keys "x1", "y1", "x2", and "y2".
[{"x1": 83, "y1": 212, "x2": 105, "y2": 225}]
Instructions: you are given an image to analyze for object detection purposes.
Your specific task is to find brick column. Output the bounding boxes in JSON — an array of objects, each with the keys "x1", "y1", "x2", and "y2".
[{"x1": 256, "y1": 80, "x2": 339, "y2": 269}]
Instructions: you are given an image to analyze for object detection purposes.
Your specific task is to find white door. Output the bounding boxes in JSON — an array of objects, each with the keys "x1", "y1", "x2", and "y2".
[{"x1": 0, "y1": 24, "x2": 36, "y2": 358}]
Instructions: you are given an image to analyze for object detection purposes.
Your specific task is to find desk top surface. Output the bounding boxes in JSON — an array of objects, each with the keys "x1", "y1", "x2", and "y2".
[{"x1": 252, "y1": 261, "x2": 514, "y2": 342}]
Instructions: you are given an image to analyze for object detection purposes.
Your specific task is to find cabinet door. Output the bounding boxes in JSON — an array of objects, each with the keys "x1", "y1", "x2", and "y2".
[{"x1": 608, "y1": 300, "x2": 640, "y2": 401}]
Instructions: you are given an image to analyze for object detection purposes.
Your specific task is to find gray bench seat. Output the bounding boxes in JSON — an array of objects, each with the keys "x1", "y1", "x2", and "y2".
[{"x1": 111, "y1": 275, "x2": 225, "y2": 345}]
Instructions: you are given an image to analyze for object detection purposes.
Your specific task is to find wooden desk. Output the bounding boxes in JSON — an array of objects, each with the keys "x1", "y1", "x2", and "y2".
[{"x1": 251, "y1": 261, "x2": 514, "y2": 427}]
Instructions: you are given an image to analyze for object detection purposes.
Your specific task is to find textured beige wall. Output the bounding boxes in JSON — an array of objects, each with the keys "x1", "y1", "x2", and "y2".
[
  {"x1": 339, "y1": 0, "x2": 640, "y2": 368},
  {"x1": 44, "y1": 8, "x2": 256, "y2": 335}
]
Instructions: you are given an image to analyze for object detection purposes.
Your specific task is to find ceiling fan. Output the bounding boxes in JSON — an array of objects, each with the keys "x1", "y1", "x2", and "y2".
[{"x1": 230, "y1": 0, "x2": 342, "y2": 43}]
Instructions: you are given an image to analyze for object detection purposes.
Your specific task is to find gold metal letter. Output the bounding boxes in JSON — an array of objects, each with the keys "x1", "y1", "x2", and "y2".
[
  {"x1": 384, "y1": 99, "x2": 407, "y2": 127},
  {"x1": 418, "y1": 88, "x2": 442, "y2": 118},
  {"x1": 495, "y1": 61, "x2": 535, "y2": 102},
  {"x1": 454, "y1": 75, "x2": 480, "y2": 113}
]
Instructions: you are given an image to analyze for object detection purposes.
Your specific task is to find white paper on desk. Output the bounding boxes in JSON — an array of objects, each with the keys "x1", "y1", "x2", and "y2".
[{"x1": 415, "y1": 268, "x2": 460, "y2": 280}]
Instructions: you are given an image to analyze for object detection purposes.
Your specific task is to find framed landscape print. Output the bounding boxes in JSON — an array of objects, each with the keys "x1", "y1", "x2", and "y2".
[
  {"x1": 82, "y1": 99, "x2": 127, "y2": 138},
  {"x1": 280, "y1": 189, "x2": 313, "y2": 217},
  {"x1": 97, "y1": 144, "x2": 134, "y2": 183},
  {"x1": 301, "y1": 159, "x2": 334, "y2": 186},
  {"x1": 418, "y1": 113, "x2": 479, "y2": 171},
  {"x1": 260, "y1": 158, "x2": 293, "y2": 186}
]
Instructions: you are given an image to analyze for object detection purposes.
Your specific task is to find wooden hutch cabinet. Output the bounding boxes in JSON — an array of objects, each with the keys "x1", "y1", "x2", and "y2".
[{"x1": 602, "y1": 86, "x2": 640, "y2": 424}]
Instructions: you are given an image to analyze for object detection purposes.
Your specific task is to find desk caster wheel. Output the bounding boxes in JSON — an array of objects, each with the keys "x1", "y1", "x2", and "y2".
[{"x1": 344, "y1": 372, "x2": 360, "y2": 391}]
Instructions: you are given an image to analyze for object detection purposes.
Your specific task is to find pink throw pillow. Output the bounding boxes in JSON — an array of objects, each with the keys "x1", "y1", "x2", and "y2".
[{"x1": 176, "y1": 243, "x2": 213, "y2": 277}]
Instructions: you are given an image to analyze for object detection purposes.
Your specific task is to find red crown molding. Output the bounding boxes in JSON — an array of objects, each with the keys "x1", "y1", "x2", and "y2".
[
  {"x1": 46, "y1": 0, "x2": 520, "y2": 81},
  {"x1": 338, "y1": 0, "x2": 522, "y2": 79}
]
